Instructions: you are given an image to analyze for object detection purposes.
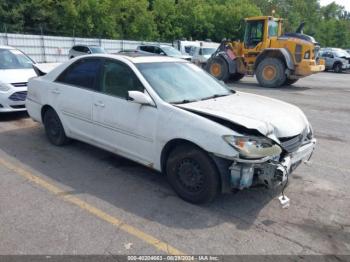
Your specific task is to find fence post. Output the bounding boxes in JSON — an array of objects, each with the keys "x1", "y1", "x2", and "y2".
[
  {"x1": 40, "y1": 25, "x2": 46, "y2": 62},
  {"x1": 4, "y1": 24, "x2": 9, "y2": 45},
  {"x1": 73, "y1": 28, "x2": 76, "y2": 46}
]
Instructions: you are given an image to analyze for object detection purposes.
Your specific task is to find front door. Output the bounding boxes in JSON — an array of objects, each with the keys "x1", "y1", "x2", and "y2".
[{"x1": 92, "y1": 59, "x2": 158, "y2": 165}]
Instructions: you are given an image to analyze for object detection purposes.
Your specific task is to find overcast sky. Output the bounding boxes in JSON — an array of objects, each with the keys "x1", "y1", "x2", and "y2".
[{"x1": 319, "y1": 0, "x2": 350, "y2": 11}]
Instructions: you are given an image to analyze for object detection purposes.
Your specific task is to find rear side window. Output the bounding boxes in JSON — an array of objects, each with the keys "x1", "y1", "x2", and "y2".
[
  {"x1": 82, "y1": 46, "x2": 90, "y2": 53},
  {"x1": 56, "y1": 58, "x2": 103, "y2": 90},
  {"x1": 140, "y1": 46, "x2": 155, "y2": 53},
  {"x1": 73, "y1": 46, "x2": 83, "y2": 52}
]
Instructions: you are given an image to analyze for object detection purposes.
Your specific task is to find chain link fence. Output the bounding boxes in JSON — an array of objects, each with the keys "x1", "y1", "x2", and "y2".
[{"x1": 0, "y1": 31, "x2": 170, "y2": 63}]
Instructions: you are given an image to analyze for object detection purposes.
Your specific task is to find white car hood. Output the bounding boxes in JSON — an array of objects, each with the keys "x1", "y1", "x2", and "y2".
[
  {"x1": 178, "y1": 91, "x2": 309, "y2": 140},
  {"x1": 0, "y1": 68, "x2": 36, "y2": 84}
]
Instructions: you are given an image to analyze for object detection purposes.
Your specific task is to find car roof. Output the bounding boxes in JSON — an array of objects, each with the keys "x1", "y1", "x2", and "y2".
[
  {"x1": 86, "y1": 53, "x2": 186, "y2": 64},
  {"x1": 138, "y1": 44, "x2": 172, "y2": 48},
  {"x1": 73, "y1": 44, "x2": 101, "y2": 47},
  {"x1": 0, "y1": 45, "x2": 16, "y2": 50}
]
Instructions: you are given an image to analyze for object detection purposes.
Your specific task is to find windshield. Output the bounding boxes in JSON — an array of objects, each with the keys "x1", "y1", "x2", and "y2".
[
  {"x1": 90, "y1": 47, "x2": 106, "y2": 54},
  {"x1": 334, "y1": 49, "x2": 349, "y2": 57},
  {"x1": 201, "y1": 48, "x2": 217, "y2": 55},
  {"x1": 268, "y1": 20, "x2": 279, "y2": 37},
  {"x1": 161, "y1": 46, "x2": 183, "y2": 57},
  {"x1": 0, "y1": 49, "x2": 33, "y2": 69},
  {"x1": 137, "y1": 62, "x2": 232, "y2": 104}
]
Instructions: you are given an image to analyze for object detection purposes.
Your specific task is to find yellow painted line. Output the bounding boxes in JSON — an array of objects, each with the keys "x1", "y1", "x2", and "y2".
[{"x1": 0, "y1": 156, "x2": 184, "y2": 255}]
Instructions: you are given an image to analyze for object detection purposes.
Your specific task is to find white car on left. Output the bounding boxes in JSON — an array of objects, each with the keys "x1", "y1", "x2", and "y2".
[{"x1": 0, "y1": 45, "x2": 36, "y2": 113}]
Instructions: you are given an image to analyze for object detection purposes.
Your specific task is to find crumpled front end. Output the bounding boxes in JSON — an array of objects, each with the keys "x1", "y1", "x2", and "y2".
[{"x1": 228, "y1": 129, "x2": 316, "y2": 190}]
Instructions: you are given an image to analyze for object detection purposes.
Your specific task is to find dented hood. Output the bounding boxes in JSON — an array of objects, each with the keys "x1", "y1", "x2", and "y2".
[{"x1": 177, "y1": 91, "x2": 309, "y2": 139}]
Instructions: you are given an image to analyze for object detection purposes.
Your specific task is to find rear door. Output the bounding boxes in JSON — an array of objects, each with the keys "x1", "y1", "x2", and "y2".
[
  {"x1": 52, "y1": 57, "x2": 103, "y2": 140},
  {"x1": 92, "y1": 59, "x2": 158, "y2": 165}
]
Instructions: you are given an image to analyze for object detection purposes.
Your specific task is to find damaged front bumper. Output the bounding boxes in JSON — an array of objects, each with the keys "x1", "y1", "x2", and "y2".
[{"x1": 228, "y1": 138, "x2": 316, "y2": 190}]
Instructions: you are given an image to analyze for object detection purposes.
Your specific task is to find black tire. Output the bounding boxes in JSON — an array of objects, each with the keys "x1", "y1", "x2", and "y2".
[
  {"x1": 166, "y1": 145, "x2": 220, "y2": 204},
  {"x1": 207, "y1": 56, "x2": 230, "y2": 82},
  {"x1": 43, "y1": 108, "x2": 70, "y2": 146},
  {"x1": 229, "y1": 73, "x2": 245, "y2": 82},
  {"x1": 334, "y1": 63, "x2": 342, "y2": 73},
  {"x1": 284, "y1": 78, "x2": 299, "y2": 85},
  {"x1": 256, "y1": 58, "x2": 286, "y2": 88}
]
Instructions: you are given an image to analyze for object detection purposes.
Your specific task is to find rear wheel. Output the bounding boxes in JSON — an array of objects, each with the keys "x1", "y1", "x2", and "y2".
[
  {"x1": 43, "y1": 108, "x2": 70, "y2": 146},
  {"x1": 166, "y1": 145, "x2": 220, "y2": 204},
  {"x1": 207, "y1": 56, "x2": 230, "y2": 82},
  {"x1": 334, "y1": 63, "x2": 342, "y2": 73},
  {"x1": 284, "y1": 78, "x2": 299, "y2": 85},
  {"x1": 256, "y1": 58, "x2": 286, "y2": 88}
]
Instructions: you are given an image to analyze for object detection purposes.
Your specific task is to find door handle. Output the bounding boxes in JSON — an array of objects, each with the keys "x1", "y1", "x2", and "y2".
[
  {"x1": 94, "y1": 101, "x2": 105, "y2": 108},
  {"x1": 51, "y1": 89, "x2": 60, "y2": 94}
]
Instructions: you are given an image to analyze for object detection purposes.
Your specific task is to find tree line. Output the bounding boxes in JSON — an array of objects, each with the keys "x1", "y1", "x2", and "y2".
[{"x1": 0, "y1": 0, "x2": 349, "y2": 48}]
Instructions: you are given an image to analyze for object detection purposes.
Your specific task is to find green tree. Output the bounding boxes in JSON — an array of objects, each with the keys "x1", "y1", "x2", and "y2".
[{"x1": 113, "y1": 0, "x2": 157, "y2": 40}]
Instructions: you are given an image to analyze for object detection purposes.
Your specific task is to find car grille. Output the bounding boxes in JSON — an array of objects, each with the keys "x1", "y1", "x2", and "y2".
[
  {"x1": 11, "y1": 82, "x2": 28, "y2": 87},
  {"x1": 279, "y1": 134, "x2": 304, "y2": 153},
  {"x1": 9, "y1": 91, "x2": 27, "y2": 101},
  {"x1": 10, "y1": 105, "x2": 26, "y2": 109}
]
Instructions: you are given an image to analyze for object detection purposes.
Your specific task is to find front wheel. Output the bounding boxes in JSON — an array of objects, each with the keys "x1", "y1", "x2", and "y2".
[
  {"x1": 334, "y1": 63, "x2": 343, "y2": 73},
  {"x1": 43, "y1": 108, "x2": 70, "y2": 146},
  {"x1": 166, "y1": 145, "x2": 220, "y2": 204},
  {"x1": 207, "y1": 56, "x2": 230, "y2": 82},
  {"x1": 256, "y1": 58, "x2": 286, "y2": 88}
]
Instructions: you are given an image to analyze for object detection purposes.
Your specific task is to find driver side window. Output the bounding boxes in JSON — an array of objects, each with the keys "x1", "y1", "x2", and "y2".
[
  {"x1": 244, "y1": 21, "x2": 264, "y2": 48},
  {"x1": 100, "y1": 60, "x2": 144, "y2": 99}
]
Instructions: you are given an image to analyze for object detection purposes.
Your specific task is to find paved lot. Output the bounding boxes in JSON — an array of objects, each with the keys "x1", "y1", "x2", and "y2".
[{"x1": 0, "y1": 72, "x2": 349, "y2": 255}]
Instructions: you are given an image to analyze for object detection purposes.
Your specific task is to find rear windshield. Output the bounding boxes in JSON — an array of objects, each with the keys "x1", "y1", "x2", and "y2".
[
  {"x1": 90, "y1": 47, "x2": 106, "y2": 54},
  {"x1": 0, "y1": 49, "x2": 33, "y2": 69}
]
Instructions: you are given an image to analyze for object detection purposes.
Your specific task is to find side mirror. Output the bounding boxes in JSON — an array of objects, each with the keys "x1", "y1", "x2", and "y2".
[
  {"x1": 128, "y1": 91, "x2": 155, "y2": 106},
  {"x1": 160, "y1": 51, "x2": 166, "y2": 55},
  {"x1": 87, "y1": 50, "x2": 92, "y2": 54}
]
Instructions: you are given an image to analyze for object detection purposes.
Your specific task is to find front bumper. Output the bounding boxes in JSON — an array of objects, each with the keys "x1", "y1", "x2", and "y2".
[
  {"x1": 341, "y1": 63, "x2": 350, "y2": 70},
  {"x1": 295, "y1": 59, "x2": 325, "y2": 76},
  {"x1": 229, "y1": 138, "x2": 316, "y2": 190},
  {"x1": 0, "y1": 87, "x2": 27, "y2": 113}
]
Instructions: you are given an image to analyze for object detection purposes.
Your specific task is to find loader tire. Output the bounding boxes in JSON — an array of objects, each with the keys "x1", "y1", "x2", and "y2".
[
  {"x1": 256, "y1": 58, "x2": 286, "y2": 88},
  {"x1": 229, "y1": 73, "x2": 245, "y2": 82},
  {"x1": 207, "y1": 57, "x2": 230, "y2": 82},
  {"x1": 284, "y1": 78, "x2": 299, "y2": 85}
]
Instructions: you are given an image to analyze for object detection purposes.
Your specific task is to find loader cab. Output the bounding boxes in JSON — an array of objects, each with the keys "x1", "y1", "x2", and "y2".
[
  {"x1": 244, "y1": 19, "x2": 265, "y2": 49},
  {"x1": 244, "y1": 17, "x2": 282, "y2": 49}
]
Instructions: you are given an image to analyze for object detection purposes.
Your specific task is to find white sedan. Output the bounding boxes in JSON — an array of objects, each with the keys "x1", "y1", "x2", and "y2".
[
  {"x1": 26, "y1": 54, "x2": 316, "y2": 204},
  {"x1": 0, "y1": 46, "x2": 36, "y2": 112}
]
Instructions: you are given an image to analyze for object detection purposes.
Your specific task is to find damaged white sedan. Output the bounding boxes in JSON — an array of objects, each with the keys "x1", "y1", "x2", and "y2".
[{"x1": 26, "y1": 54, "x2": 316, "y2": 204}]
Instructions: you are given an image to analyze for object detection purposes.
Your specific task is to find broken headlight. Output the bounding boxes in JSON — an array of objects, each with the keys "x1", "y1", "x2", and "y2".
[{"x1": 223, "y1": 135, "x2": 282, "y2": 159}]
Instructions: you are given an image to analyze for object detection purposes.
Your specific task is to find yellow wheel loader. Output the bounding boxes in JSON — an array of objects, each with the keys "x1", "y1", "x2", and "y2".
[{"x1": 206, "y1": 16, "x2": 325, "y2": 88}]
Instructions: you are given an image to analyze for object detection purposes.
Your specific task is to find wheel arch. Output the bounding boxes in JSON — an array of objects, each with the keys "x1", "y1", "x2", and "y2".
[
  {"x1": 207, "y1": 52, "x2": 237, "y2": 74},
  {"x1": 255, "y1": 48, "x2": 294, "y2": 71},
  {"x1": 41, "y1": 104, "x2": 55, "y2": 122},
  {"x1": 160, "y1": 139, "x2": 204, "y2": 174},
  {"x1": 160, "y1": 138, "x2": 230, "y2": 193},
  {"x1": 333, "y1": 61, "x2": 342, "y2": 68}
]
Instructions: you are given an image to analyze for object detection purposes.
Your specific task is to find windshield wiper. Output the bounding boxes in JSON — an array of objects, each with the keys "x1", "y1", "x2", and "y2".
[
  {"x1": 200, "y1": 93, "x2": 229, "y2": 101},
  {"x1": 171, "y1": 99, "x2": 197, "y2": 104}
]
